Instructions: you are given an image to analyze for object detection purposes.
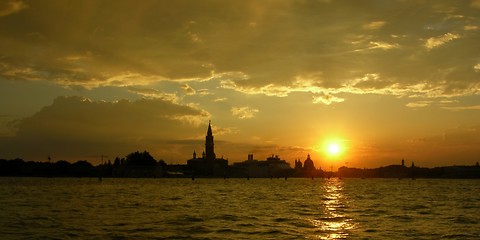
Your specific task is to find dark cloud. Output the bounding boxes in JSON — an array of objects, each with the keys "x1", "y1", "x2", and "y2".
[
  {"x1": 0, "y1": 0, "x2": 27, "y2": 17},
  {"x1": 15, "y1": 96, "x2": 208, "y2": 138},
  {"x1": 401, "y1": 125, "x2": 480, "y2": 166},
  {"x1": 0, "y1": 96, "x2": 210, "y2": 161}
]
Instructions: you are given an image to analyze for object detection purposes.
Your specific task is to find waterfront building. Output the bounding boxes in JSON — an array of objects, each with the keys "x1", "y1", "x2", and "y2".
[
  {"x1": 232, "y1": 154, "x2": 292, "y2": 178},
  {"x1": 294, "y1": 159, "x2": 303, "y2": 170},
  {"x1": 303, "y1": 154, "x2": 316, "y2": 171},
  {"x1": 292, "y1": 154, "x2": 324, "y2": 178}
]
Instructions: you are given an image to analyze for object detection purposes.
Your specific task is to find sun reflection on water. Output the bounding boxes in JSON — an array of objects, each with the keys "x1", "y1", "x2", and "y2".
[{"x1": 311, "y1": 178, "x2": 355, "y2": 239}]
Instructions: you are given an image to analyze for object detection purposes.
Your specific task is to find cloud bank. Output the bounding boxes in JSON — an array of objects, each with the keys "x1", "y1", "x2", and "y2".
[
  {"x1": 0, "y1": 0, "x2": 477, "y2": 106},
  {"x1": 0, "y1": 96, "x2": 211, "y2": 161}
]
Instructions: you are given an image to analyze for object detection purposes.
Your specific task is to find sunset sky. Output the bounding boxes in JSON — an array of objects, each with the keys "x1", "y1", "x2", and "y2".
[{"x1": 1, "y1": 0, "x2": 479, "y2": 169}]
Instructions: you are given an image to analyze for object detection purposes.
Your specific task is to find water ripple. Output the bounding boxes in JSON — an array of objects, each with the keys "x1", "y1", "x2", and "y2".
[{"x1": 0, "y1": 178, "x2": 479, "y2": 239}]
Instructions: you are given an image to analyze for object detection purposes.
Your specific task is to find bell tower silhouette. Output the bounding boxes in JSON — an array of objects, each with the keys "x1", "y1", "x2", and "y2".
[{"x1": 205, "y1": 121, "x2": 216, "y2": 161}]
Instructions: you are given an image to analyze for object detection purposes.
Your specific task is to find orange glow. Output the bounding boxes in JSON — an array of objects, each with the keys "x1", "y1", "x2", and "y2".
[{"x1": 313, "y1": 138, "x2": 347, "y2": 167}]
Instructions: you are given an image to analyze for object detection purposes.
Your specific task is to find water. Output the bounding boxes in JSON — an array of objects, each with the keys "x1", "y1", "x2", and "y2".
[{"x1": 0, "y1": 178, "x2": 479, "y2": 239}]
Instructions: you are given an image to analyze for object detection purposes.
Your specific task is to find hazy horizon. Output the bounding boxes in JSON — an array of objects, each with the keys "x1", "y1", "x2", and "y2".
[{"x1": 1, "y1": 0, "x2": 479, "y2": 170}]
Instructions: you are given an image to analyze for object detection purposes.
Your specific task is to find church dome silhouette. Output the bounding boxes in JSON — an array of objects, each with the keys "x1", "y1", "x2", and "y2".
[{"x1": 303, "y1": 154, "x2": 315, "y2": 171}]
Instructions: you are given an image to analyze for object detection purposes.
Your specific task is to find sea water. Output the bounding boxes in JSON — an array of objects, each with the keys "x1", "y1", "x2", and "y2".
[{"x1": 0, "y1": 177, "x2": 479, "y2": 239}]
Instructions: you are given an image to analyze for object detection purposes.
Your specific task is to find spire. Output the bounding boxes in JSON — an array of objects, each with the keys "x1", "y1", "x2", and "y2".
[
  {"x1": 207, "y1": 120, "x2": 213, "y2": 136},
  {"x1": 205, "y1": 121, "x2": 215, "y2": 160}
]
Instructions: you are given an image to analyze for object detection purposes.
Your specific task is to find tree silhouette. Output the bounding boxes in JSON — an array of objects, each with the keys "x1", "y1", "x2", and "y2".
[{"x1": 125, "y1": 151, "x2": 157, "y2": 166}]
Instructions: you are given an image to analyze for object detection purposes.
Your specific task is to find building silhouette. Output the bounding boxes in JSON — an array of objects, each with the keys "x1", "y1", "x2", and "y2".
[
  {"x1": 303, "y1": 154, "x2": 315, "y2": 171},
  {"x1": 291, "y1": 154, "x2": 323, "y2": 178},
  {"x1": 187, "y1": 121, "x2": 228, "y2": 176},
  {"x1": 294, "y1": 159, "x2": 303, "y2": 170},
  {"x1": 232, "y1": 154, "x2": 292, "y2": 178},
  {"x1": 205, "y1": 121, "x2": 216, "y2": 161}
]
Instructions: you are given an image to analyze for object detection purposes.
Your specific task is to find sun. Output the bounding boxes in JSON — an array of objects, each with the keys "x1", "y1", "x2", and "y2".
[
  {"x1": 324, "y1": 140, "x2": 344, "y2": 157},
  {"x1": 327, "y1": 143, "x2": 341, "y2": 155},
  {"x1": 314, "y1": 138, "x2": 346, "y2": 158}
]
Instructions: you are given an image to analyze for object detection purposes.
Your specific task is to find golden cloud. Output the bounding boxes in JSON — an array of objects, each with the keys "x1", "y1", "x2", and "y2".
[
  {"x1": 425, "y1": 33, "x2": 461, "y2": 49},
  {"x1": 231, "y1": 106, "x2": 259, "y2": 119},
  {"x1": 362, "y1": 21, "x2": 387, "y2": 30}
]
